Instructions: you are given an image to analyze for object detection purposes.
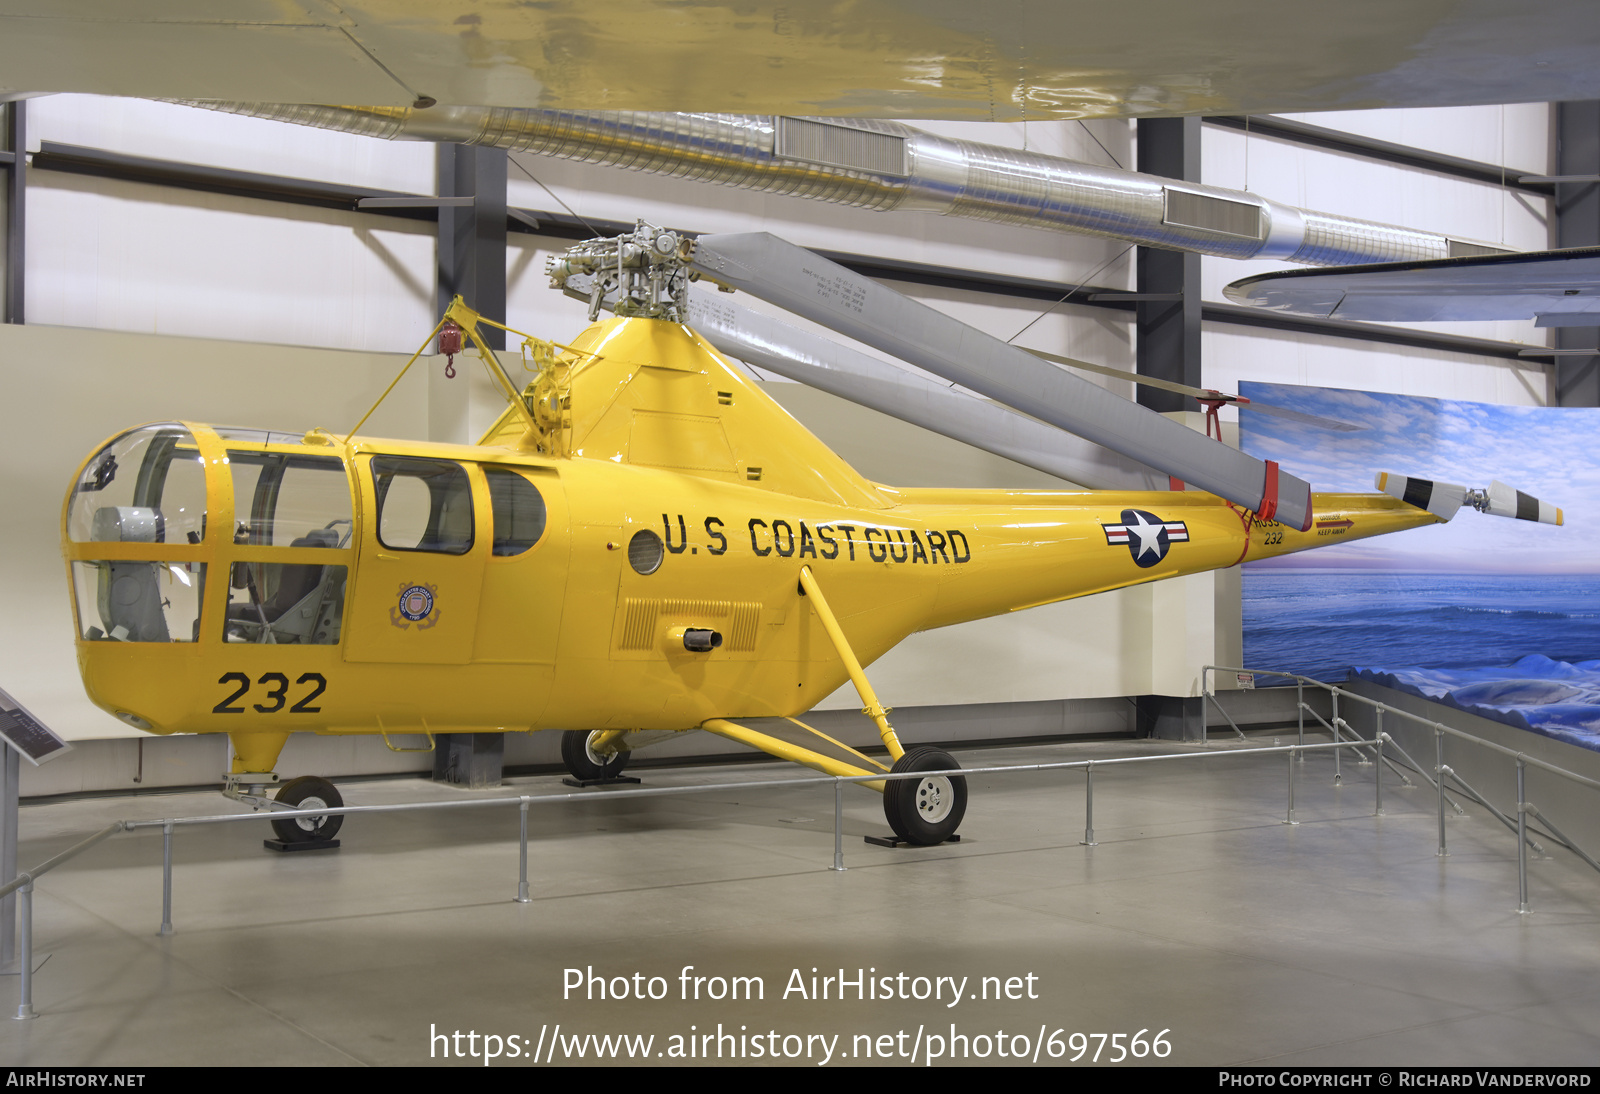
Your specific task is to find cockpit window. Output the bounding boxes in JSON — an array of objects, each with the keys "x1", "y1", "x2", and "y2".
[
  {"x1": 222, "y1": 451, "x2": 352, "y2": 645},
  {"x1": 68, "y1": 425, "x2": 206, "y2": 545},
  {"x1": 372, "y1": 457, "x2": 474, "y2": 554},
  {"x1": 227, "y1": 452, "x2": 351, "y2": 547},
  {"x1": 485, "y1": 468, "x2": 548, "y2": 556}
]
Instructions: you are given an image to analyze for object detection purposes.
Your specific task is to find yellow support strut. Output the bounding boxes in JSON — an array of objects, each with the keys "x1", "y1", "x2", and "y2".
[
  {"x1": 797, "y1": 566, "x2": 906, "y2": 763},
  {"x1": 700, "y1": 719, "x2": 885, "y2": 792}
]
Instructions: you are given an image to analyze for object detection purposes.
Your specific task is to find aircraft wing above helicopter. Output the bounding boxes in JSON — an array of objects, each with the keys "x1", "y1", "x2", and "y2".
[
  {"x1": 3, "y1": 2, "x2": 1600, "y2": 119},
  {"x1": 1224, "y1": 247, "x2": 1600, "y2": 325}
]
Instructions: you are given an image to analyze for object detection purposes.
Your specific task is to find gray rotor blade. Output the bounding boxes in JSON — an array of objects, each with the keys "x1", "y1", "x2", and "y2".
[
  {"x1": 683, "y1": 292, "x2": 1173, "y2": 492},
  {"x1": 688, "y1": 233, "x2": 1314, "y2": 529},
  {"x1": 1244, "y1": 402, "x2": 1366, "y2": 432}
]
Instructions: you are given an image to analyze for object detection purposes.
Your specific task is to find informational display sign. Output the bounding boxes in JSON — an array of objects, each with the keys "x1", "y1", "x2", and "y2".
[{"x1": 0, "y1": 688, "x2": 70, "y2": 766}]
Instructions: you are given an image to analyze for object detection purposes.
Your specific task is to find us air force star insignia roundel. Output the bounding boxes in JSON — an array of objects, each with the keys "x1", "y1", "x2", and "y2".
[{"x1": 1101, "y1": 509, "x2": 1190, "y2": 568}]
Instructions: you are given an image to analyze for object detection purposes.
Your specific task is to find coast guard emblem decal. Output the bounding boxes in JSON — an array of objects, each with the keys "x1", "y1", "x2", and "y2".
[
  {"x1": 391, "y1": 582, "x2": 441, "y2": 629},
  {"x1": 1102, "y1": 509, "x2": 1189, "y2": 568}
]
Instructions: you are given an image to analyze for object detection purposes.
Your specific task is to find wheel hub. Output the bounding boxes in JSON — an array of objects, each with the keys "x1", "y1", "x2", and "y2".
[
  {"x1": 915, "y1": 776, "x2": 953, "y2": 823},
  {"x1": 295, "y1": 795, "x2": 328, "y2": 833}
]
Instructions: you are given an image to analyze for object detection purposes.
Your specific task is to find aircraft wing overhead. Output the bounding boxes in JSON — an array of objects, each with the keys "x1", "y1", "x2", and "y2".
[
  {"x1": 1224, "y1": 248, "x2": 1600, "y2": 325},
  {"x1": 4, "y1": 1, "x2": 1600, "y2": 118}
]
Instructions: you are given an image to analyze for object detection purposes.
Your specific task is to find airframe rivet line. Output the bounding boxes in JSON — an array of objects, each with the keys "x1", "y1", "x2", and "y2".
[
  {"x1": 159, "y1": 821, "x2": 174, "y2": 936},
  {"x1": 516, "y1": 798, "x2": 531, "y2": 903}
]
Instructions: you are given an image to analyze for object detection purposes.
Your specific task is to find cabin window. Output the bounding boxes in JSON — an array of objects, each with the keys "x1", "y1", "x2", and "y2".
[
  {"x1": 484, "y1": 468, "x2": 547, "y2": 556},
  {"x1": 372, "y1": 457, "x2": 474, "y2": 554}
]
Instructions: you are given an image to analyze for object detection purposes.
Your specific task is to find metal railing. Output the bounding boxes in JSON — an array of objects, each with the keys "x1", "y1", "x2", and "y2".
[
  {"x1": 1205, "y1": 664, "x2": 1600, "y2": 915},
  {"x1": 11, "y1": 673, "x2": 1600, "y2": 1022},
  {"x1": 2, "y1": 731, "x2": 1395, "y2": 1020}
]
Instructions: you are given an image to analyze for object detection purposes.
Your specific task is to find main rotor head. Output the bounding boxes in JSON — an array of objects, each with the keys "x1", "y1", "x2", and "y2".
[{"x1": 546, "y1": 220, "x2": 695, "y2": 322}]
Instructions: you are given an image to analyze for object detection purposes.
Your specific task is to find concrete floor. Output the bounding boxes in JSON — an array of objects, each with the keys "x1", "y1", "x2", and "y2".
[{"x1": 3, "y1": 733, "x2": 1599, "y2": 1067}]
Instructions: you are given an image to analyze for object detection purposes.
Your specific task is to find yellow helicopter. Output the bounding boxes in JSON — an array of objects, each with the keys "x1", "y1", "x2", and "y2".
[{"x1": 59, "y1": 223, "x2": 1561, "y2": 847}]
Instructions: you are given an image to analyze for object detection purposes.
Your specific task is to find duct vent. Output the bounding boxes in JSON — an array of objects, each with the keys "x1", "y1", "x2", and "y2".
[
  {"x1": 1162, "y1": 188, "x2": 1265, "y2": 241},
  {"x1": 1448, "y1": 239, "x2": 1516, "y2": 259},
  {"x1": 776, "y1": 117, "x2": 908, "y2": 176}
]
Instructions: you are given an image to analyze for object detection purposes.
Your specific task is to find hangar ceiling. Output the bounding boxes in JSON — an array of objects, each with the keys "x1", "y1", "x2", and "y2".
[{"x1": 2, "y1": 0, "x2": 1600, "y2": 118}]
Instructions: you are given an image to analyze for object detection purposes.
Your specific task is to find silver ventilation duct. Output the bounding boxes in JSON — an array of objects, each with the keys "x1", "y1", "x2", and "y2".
[{"x1": 179, "y1": 102, "x2": 1504, "y2": 267}]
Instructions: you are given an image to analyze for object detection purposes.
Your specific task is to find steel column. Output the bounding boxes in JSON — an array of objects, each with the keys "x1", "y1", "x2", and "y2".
[
  {"x1": 12, "y1": 881, "x2": 31, "y2": 1020},
  {"x1": 3, "y1": 100, "x2": 23, "y2": 325},
  {"x1": 1554, "y1": 102, "x2": 1600, "y2": 407},
  {"x1": 436, "y1": 144, "x2": 508, "y2": 349},
  {"x1": 1135, "y1": 117, "x2": 1202, "y2": 415}
]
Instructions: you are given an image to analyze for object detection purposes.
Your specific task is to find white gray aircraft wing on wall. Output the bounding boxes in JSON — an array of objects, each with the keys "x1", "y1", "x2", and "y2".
[{"x1": 1224, "y1": 247, "x2": 1600, "y2": 326}]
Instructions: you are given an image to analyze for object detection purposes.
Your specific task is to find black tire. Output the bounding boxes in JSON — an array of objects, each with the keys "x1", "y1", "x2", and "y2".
[
  {"x1": 882, "y1": 747, "x2": 967, "y2": 846},
  {"x1": 271, "y1": 775, "x2": 344, "y2": 843},
  {"x1": 561, "y1": 730, "x2": 632, "y2": 781}
]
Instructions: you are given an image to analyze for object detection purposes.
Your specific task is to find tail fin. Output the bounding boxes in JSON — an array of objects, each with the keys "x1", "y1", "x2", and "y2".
[{"x1": 1375, "y1": 472, "x2": 1563, "y2": 526}]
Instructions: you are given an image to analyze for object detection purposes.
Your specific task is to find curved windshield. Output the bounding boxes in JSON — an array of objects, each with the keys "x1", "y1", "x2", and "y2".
[{"x1": 68, "y1": 425, "x2": 206, "y2": 546}]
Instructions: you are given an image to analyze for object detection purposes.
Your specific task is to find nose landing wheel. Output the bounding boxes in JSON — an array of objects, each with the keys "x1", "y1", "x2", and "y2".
[{"x1": 265, "y1": 775, "x2": 344, "y2": 851}]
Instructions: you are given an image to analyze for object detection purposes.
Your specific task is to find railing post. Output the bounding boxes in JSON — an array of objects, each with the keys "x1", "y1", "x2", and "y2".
[
  {"x1": 832, "y1": 779, "x2": 846, "y2": 872},
  {"x1": 1435, "y1": 729, "x2": 1449, "y2": 858},
  {"x1": 1517, "y1": 760, "x2": 1529, "y2": 915},
  {"x1": 1375, "y1": 735, "x2": 1384, "y2": 817},
  {"x1": 13, "y1": 879, "x2": 33, "y2": 1020},
  {"x1": 515, "y1": 798, "x2": 531, "y2": 903},
  {"x1": 1080, "y1": 764, "x2": 1097, "y2": 847},
  {"x1": 159, "y1": 821, "x2": 174, "y2": 936},
  {"x1": 1286, "y1": 747, "x2": 1298, "y2": 825},
  {"x1": 1297, "y1": 679, "x2": 1304, "y2": 752},
  {"x1": 1331, "y1": 691, "x2": 1342, "y2": 784}
]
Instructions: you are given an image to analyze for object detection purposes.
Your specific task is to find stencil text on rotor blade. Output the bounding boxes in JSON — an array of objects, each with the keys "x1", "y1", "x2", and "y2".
[{"x1": 802, "y1": 268, "x2": 867, "y2": 314}]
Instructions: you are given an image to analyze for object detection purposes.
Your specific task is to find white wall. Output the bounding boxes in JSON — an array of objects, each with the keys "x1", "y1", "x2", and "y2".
[{"x1": 2, "y1": 94, "x2": 1558, "y2": 747}]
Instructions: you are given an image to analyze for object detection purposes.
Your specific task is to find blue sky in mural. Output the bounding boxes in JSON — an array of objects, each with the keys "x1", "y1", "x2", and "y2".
[{"x1": 1238, "y1": 382, "x2": 1596, "y2": 574}]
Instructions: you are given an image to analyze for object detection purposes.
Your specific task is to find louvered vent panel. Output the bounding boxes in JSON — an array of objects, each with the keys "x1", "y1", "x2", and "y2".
[
  {"x1": 728, "y1": 604, "x2": 761, "y2": 651},
  {"x1": 776, "y1": 117, "x2": 908, "y2": 176},
  {"x1": 1163, "y1": 188, "x2": 1265, "y2": 241},
  {"x1": 619, "y1": 599, "x2": 660, "y2": 650}
]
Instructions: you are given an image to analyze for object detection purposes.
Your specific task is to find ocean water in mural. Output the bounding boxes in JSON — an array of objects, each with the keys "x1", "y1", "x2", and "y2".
[{"x1": 1238, "y1": 382, "x2": 1600, "y2": 751}]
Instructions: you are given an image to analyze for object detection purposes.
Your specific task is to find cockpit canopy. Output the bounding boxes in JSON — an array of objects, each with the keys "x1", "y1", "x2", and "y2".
[{"x1": 66, "y1": 423, "x2": 354, "y2": 646}]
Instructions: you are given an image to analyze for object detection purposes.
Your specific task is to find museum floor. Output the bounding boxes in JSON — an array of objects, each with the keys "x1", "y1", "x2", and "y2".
[{"x1": 3, "y1": 734, "x2": 1598, "y2": 1068}]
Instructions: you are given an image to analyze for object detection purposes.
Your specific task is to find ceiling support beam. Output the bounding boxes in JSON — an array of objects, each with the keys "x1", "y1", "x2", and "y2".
[
  {"x1": 1554, "y1": 102, "x2": 1600, "y2": 407},
  {"x1": 1205, "y1": 114, "x2": 1554, "y2": 197},
  {"x1": 3, "y1": 101, "x2": 23, "y2": 325},
  {"x1": 1135, "y1": 117, "x2": 1203, "y2": 415},
  {"x1": 436, "y1": 145, "x2": 508, "y2": 350}
]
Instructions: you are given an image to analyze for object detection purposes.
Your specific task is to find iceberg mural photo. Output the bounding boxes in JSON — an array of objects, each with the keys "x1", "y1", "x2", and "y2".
[{"x1": 1238, "y1": 382, "x2": 1600, "y2": 751}]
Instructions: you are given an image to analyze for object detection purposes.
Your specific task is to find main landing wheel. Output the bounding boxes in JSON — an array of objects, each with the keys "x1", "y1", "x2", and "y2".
[
  {"x1": 561, "y1": 730, "x2": 632, "y2": 781},
  {"x1": 271, "y1": 775, "x2": 344, "y2": 843},
  {"x1": 883, "y1": 747, "x2": 967, "y2": 846}
]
